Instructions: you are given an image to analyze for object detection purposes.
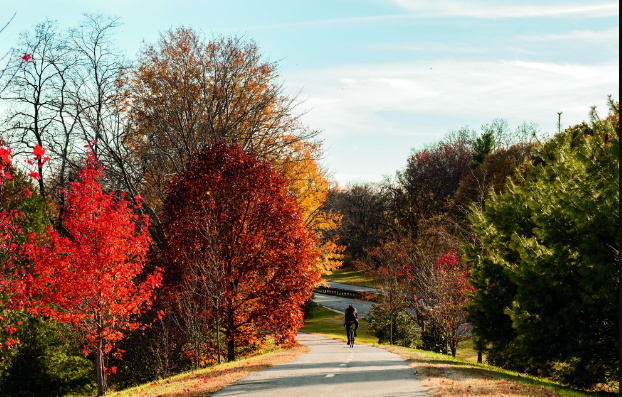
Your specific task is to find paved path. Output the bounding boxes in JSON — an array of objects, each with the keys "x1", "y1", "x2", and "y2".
[
  {"x1": 314, "y1": 293, "x2": 373, "y2": 317},
  {"x1": 325, "y1": 281, "x2": 377, "y2": 294},
  {"x1": 213, "y1": 333, "x2": 428, "y2": 397}
]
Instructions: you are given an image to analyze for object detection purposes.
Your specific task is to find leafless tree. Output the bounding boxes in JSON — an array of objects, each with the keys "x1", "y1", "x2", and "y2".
[
  {"x1": 0, "y1": 13, "x2": 21, "y2": 97},
  {"x1": 1, "y1": 19, "x2": 65, "y2": 199}
]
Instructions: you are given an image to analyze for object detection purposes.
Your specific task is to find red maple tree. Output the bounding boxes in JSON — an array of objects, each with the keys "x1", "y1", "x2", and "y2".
[
  {"x1": 0, "y1": 209, "x2": 26, "y2": 351},
  {"x1": 402, "y1": 249, "x2": 473, "y2": 357},
  {"x1": 163, "y1": 142, "x2": 320, "y2": 361},
  {"x1": 22, "y1": 152, "x2": 162, "y2": 396}
]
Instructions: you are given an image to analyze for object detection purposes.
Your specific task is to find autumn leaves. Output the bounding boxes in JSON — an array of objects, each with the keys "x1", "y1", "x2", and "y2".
[
  {"x1": 163, "y1": 143, "x2": 320, "y2": 362},
  {"x1": 22, "y1": 152, "x2": 161, "y2": 396},
  {"x1": 0, "y1": 23, "x2": 335, "y2": 396}
]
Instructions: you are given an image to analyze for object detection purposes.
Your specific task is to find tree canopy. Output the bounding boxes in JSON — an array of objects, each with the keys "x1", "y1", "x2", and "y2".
[{"x1": 163, "y1": 141, "x2": 321, "y2": 361}]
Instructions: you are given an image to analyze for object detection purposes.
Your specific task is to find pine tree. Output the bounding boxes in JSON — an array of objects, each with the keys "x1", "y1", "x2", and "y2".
[
  {"x1": 469, "y1": 131, "x2": 496, "y2": 169},
  {"x1": 465, "y1": 99, "x2": 619, "y2": 388}
]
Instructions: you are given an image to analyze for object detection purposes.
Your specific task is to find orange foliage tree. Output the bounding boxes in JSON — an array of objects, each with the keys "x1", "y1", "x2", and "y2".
[
  {"x1": 21, "y1": 152, "x2": 162, "y2": 396},
  {"x1": 125, "y1": 28, "x2": 342, "y2": 275},
  {"x1": 163, "y1": 142, "x2": 320, "y2": 361},
  {"x1": 269, "y1": 138, "x2": 344, "y2": 275}
]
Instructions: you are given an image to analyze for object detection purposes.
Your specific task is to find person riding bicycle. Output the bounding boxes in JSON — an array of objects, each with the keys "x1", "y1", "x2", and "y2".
[{"x1": 344, "y1": 304, "x2": 359, "y2": 341}]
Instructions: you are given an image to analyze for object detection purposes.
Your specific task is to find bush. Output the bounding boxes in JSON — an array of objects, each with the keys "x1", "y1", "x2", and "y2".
[
  {"x1": 419, "y1": 324, "x2": 448, "y2": 354},
  {"x1": 365, "y1": 304, "x2": 419, "y2": 347},
  {"x1": 303, "y1": 294, "x2": 319, "y2": 320},
  {"x1": 0, "y1": 317, "x2": 95, "y2": 397}
]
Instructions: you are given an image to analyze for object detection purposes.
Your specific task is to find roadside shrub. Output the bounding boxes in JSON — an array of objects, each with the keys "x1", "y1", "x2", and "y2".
[
  {"x1": 303, "y1": 294, "x2": 319, "y2": 320},
  {"x1": 365, "y1": 304, "x2": 419, "y2": 347},
  {"x1": 0, "y1": 317, "x2": 95, "y2": 397}
]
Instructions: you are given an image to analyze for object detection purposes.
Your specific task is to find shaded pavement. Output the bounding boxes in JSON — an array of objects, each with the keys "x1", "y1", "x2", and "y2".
[
  {"x1": 212, "y1": 333, "x2": 428, "y2": 397},
  {"x1": 325, "y1": 281, "x2": 377, "y2": 294},
  {"x1": 314, "y1": 293, "x2": 373, "y2": 317}
]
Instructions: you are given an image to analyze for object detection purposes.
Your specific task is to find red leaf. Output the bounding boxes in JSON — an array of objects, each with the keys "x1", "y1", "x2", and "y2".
[
  {"x1": 33, "y1": 144, "x2": 45, "y2": 160},
  {"x1": 24, "y1": 188, "x2": 31, "y2": 198},
  {"x1": 39, "y1": 156, "x2": 50, "y2": 168}
]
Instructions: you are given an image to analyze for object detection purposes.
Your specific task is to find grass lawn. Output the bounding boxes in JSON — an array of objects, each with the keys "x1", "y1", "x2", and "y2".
[
  {"x1": 455, "y1": 338, "x2": 481, "y2": 362},
  {"x1": 108, "y1": 343, "x2": 308, "y2": 397},
  {"x1": 386, "y1": 345, "x2": 607, "y2": 397},
  {"x1": 322, "y1": 268, "x2": 375, "y2": 288},
  {"x1": 303, "y1": 307, "x2": 608, "y2": 397}
]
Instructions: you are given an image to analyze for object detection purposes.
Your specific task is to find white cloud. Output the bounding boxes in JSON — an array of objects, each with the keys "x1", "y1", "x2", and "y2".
[
  {"x1": 292, "y1": 59, "x2": 618, "y2": 133},
  {"x1": 520, "y1": 28, "x2": 620, "y2": 41},
  {"x1": 393, "y1": 0, "x2": 619, "y2": 19},
  {"x1": 288, "y1": 59, "x2": 619, "y2": 184}
]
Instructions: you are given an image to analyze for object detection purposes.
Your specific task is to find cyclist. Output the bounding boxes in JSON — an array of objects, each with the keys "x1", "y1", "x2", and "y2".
[{"x1": 344, "y1": 304, "x2": 359, "y2": 343}]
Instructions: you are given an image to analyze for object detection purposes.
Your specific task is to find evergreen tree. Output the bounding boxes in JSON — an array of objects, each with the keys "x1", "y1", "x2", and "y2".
[
  {"x1": 470, "y1": 131, "x2": 496, "y2": 169},
  {"x1": 465, "y1": 100, "x2": 619, "y2": 389}
]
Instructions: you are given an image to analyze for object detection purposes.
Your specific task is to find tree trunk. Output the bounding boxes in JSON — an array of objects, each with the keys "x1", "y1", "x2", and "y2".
[
  {"x1": 216, "y1": 309, "x2": 222, "y2": 364},
  {"x1": 390, "y1": 314, "x2": 393, "y2": 345},
  {"x1": 477, "y1": 350, "x2": 483, "y2": 363},
  {"x1": 95, "y1": 341, "x2": 106, "y2": 396},
  {"x1": 451, "y1": 345, "x2": 456, "y2": 357},
  {"x1": 227, "y1": 309, "x2": 235, "y2": 361}
]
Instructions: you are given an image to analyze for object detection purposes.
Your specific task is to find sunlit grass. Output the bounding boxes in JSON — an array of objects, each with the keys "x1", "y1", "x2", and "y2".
[
  {"x1": 386, "y1": 345, "x2": 608, "y2": 397},
  {"x1": 108, "y1": 343, "x2": 308, "y2": 397},
  {"x1": 322, "y1": 268, "x2": 375, "y2": 288}
]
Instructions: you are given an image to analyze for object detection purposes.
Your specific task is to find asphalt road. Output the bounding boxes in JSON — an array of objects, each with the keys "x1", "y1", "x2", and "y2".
[
  {"x1": 313, "y1": 293, "x2": 373, "y2": 317},
  {"x1": 325, "y1": 281, "x2": 377, "y2": 294},
  {"x1": 212, "y1": 333, "x2": 428, "y2": 397}
]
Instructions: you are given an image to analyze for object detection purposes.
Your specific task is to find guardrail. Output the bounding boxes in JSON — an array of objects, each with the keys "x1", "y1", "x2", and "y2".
[{"x1": 314, "y1": 286, "x2": 376, "y2": 302}]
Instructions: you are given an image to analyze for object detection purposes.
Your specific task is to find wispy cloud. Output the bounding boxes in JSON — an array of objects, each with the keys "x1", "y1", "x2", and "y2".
[
  {"x1": 291, "y1": 59, "x2": 618, "y2": 132},
  {"x1": 288, "y1": 59, "x2": 619, "y2": 183},
  {"x1": 393, "y1": 0, "x2": 619, "y2": 19},
  {"x1": 520, "y1": 27, "x2": 620, "y2": 41}
]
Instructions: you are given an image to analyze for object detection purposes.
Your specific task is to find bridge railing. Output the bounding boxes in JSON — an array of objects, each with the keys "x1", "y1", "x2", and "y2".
[{"x1": 314, "y1": 286, "x2": 376, "y2": 302}]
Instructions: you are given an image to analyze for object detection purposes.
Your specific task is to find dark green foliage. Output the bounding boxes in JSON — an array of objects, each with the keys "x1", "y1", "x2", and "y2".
[
  {"x1": 0, "y1": 318, "x2": 95, "y2": 397},
  {"x1": 0, "y1": 169, "x2": 48, "y2": 240},
  {"x1": 465, "y1": 101, "x2": 619, "y2": 389},
  {"x1": 470, "y1": 131, "x2": 496, "y2": 169},
  {"x1": 303, "y1": 294, "x2": 319, "y2": 320},
  {"x1": 365, "y1": 304, "x2": 420, "y2": 347},
  {"x1": 420, "y1": 325, "x2": 448, "y2": 355}
]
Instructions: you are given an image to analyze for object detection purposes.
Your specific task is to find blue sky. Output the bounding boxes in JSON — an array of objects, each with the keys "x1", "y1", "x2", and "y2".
[{"x1": 1, "y1": 0, "x2": 619, "y2": 184}]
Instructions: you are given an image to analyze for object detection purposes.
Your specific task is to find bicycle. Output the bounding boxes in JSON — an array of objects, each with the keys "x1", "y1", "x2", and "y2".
[{"x1": 346, "y1": 321, "x2": 356, "y2": 347}]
